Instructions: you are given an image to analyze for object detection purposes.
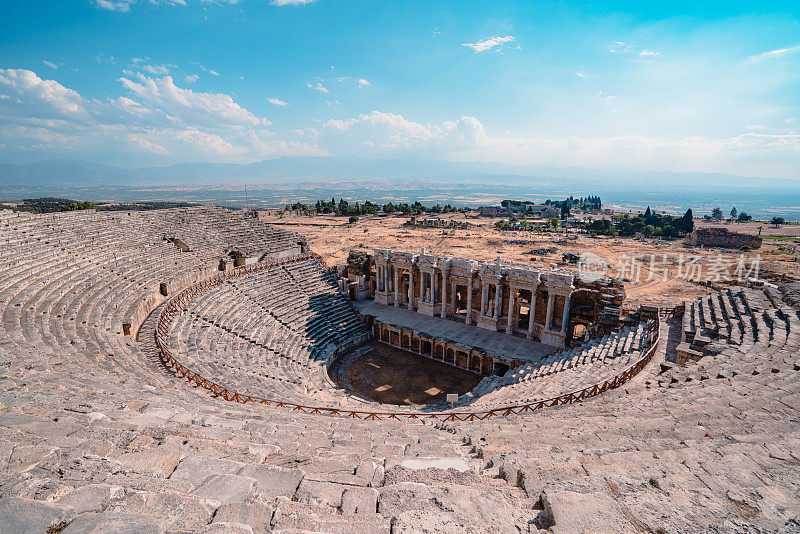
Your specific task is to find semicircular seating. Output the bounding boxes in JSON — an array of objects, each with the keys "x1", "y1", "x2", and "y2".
[
  {"x1": 1, "y1": 207, "x2": 800, "y2": 532},
  {"x1": 163, "y1": 258, "x2": 370, "y2": 407}
]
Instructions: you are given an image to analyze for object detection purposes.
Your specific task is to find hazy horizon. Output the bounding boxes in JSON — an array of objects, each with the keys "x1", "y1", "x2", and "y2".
[{"x1": 2, "y1": 1, "x2": 800, "y2": 181}]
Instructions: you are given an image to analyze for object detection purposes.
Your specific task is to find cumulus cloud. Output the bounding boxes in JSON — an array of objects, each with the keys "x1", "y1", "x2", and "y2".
[
  {"x1": 0, "y1": 68, "x2": 319, "y2": 162},
  {"x1": 0, "y1": 68, "x2": 86, "y2": 119},
  {"x1": 267, "y1": 97, "x2": 288, "y2": 106},
  {"x1": 462, "y1": 35, "x2": 516, "y2": 53},
  {"x1": 118, "y1": 73, "x2": 266, "y2": 127},
  {"x1": 2, "y1": 69, "x2": 798, "y2": 178},
  {"x1": 357, "y1": 78, "x2": 370, "y2": 88},
  {"x1": 318, "y1": 111, "x2": 487, "y2": 154},
  {"x1": 311, "y1": 109, "x2": 799, "y2": 177},
  {"x1": 184, "y1": 74, "x2": 199, "y2": 83}
]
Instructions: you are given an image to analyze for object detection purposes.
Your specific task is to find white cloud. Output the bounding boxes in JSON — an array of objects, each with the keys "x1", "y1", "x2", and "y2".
[
  {"x1": 271, "y1": 0, "x2": 316, "y2": 5},
  {"x1": 191, "y1": 62, "x2": 220, "y2": 76},
  {"x1": 306, "y1": 82, "x2": 329, "y2": 93},
  {"x1": 95, "y1": 0, "x2": 132, "y2": 12},
  {"x1": 185, "y1": 74, "x2": 199, "y2": 83},
  {"x1": 608, "y1": 41, "x2": 660, "y2": 57},
  {"x1": 138, "y1": 63, "x2": 174, "y2": 75},
  {"x1": 0, "y1": 68, "x2": 319, "y2": 163},
  {"x1": 319, "y1": 111, "x2": 487, "y2": 154},
  {"x1": 95, "y1": 0, "x2": 241, "y2": 11},
  {"x1": 748, "y1": 43, "x2": 800, "y2": 62},
  {"x1": 313, "y1": 110, "x2": 800, "y2": 178},
  {"x1": 2, "y1": 69, "x2": 798, "y2": 178},
  {"x1": 42, "y1": 60, "x2": 59, "y2": 70},
  {"x1": 267, "y1": 97, "x2": 288, "y2": 106},
  {"x1": 462, "y1": 35, "x2": 516, "y2": 54},
  {"x1": 118, "y1": 73, "x2": 267, "y2": 127},
  {"x1": 357, "y1": 78, "x2": 370, "y2": 88},
  {"x1": 0, "y1": 68, "x2": 86, "y2": 118},
  {"x1": 95, "y1": 54, "x2": 117, "y2": 64}
]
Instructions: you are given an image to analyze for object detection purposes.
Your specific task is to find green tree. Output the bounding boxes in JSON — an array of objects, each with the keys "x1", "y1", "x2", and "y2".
[
  {"x1": 730, "y1": 207, "x2": 737, "y2": 220},
  {"x1": 711, "y1": 207, "x2": 723, "y2": 221},
  {"x1": 560, "y1": 201, "x2": 571, "y2": 219},
  {"x1": 771, "y1": 217, "x2": 786, "y2": 226},
  {"x1": 737, "y1": 212, "x2": 752, "y2": 222}
]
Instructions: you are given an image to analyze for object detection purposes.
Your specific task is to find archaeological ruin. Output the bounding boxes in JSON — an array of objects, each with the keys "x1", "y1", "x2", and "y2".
[
  {"x1": 689, "y1": 227, "x2": 763, "y2": 249},
  {"x1": 0, "y1": 205, "x2": 798, "y2": 533}
]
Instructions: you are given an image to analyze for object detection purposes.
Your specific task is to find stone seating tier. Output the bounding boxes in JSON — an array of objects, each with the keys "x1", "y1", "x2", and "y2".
[{"x1": 0, "y1": 208, "x2": 798, "y2": 532}]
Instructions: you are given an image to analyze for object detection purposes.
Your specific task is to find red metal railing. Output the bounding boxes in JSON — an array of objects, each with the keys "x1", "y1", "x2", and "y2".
[{"x1": 154, "y1": 255, "x2": 661, "y2": 422}]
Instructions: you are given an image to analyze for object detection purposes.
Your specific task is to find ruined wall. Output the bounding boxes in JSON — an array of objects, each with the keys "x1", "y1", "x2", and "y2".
[{"x1": 689, "y1": 228, "x2": 762, "y2": 249}]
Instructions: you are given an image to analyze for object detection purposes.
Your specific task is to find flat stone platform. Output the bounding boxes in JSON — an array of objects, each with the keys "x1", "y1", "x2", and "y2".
[{"x1": 355, "y1": 300, "x2": 557, "y2": 364}]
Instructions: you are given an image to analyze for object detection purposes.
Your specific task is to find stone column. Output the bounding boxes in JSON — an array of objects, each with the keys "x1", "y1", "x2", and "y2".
[
  {"x1": 527, "y1": 290, "x2": 537, "y2": 339},
  {"x1": 409, "y1": 267, "x2": 415, "y2": 310},
  {"x1": 494, "y1": 283, "x2": 501, "y2": 319},
  {"x1": 480, "y1": 282, "x2": 487, "y2": 317},
  {"x1": 426, "y1": 271, "x2": 432, "y2": 302},
  {"x1": 506, "y1": 286, "x2": 515, "y2": 334},
  {"x1": 466, "y1": 277, "x2": 473, "y2": 324},
  {"x1": 393, "y1": 267, "x2": 400, "y2": 307},
  {"x1": 561, "y1": 294, "x2": 571, "y2": 333},
  {"x1": 545, "y1": 292, "x2": 555, "y2": 331},
  {"x1": 440, "y1": 272, "x2": 448, "y2": 318}
]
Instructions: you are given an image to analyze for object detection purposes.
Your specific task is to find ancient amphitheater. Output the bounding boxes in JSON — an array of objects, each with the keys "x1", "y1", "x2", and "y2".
[{"x1": 1, "y1": 206, "x2": 799, "y2": 533}]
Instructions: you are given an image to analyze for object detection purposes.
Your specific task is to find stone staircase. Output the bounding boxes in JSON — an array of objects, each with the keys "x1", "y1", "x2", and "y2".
[{"x1": 1, "y1": 208, "x2": 798, "y2": 533}]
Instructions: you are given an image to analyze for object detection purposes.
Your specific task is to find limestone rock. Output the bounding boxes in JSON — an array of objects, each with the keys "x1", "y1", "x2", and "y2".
[
  {"x1": 213, "y1": 501, "x2": 273, "y2": 534},
  {"x1": 539, "y1": 489, "x2": 638, "y2": 534},
  {"x1": 57, "y1": 483, "x2": 124, "y2": 514},
  {"x1": 61, "y1": 511, "x2": 162, "y2": 534},
  {"x1": 341, "y1": 486, "x2": 379, "y2": 515},
  {"x1": 169, "y1": 456, "x2": 245, "y2": 488},
  {"x1": 0, "y1": 497, "x2": 76, "y2": 534},
  {"x1": 191, "y1": 474, "x2": 258, "y2": 508},
  {"x1": 237, "y1": 464, "x2": 304, "y2": 502}
]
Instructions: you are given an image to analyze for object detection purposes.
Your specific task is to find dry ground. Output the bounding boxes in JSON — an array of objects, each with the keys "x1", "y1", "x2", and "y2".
[
  {"x1": 344, "y1": 341, "x2": 481, "y2": 405},
  {"x1": 260, "y1": 212, "x2": 800, "y2": 309},
  {"x1": 695, "y1": 218, "x2": 800, "y2": 237}
]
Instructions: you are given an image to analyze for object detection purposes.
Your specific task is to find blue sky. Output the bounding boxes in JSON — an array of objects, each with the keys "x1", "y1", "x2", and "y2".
[{"x1": 0, "y1": 0, "x2": 799, "y2": 178}]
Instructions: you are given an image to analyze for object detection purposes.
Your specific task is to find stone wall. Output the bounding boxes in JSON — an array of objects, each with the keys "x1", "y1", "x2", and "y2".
[{"x1": 688, "y1": 227, "x2": 762, "y2": 249}]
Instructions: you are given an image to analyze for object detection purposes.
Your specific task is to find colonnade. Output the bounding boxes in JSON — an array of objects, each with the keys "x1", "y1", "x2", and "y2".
[{"x1": 371, "y1": 248, "x2": 575, "y2": 347}]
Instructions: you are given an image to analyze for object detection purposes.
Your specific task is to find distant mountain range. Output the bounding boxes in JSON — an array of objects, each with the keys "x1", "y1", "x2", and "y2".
[{"x1": 1, "y1": 156, "x2": 797, "y2": 190}]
